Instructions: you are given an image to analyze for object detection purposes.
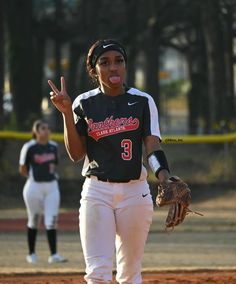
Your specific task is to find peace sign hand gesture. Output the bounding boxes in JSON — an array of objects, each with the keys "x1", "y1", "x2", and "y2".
[{"x1": 48, "y1": 76, "x2": 72, "y2": 114}]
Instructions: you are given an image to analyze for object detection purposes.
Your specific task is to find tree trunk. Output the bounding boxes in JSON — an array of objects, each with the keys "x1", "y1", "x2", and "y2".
[
  {"x1": 223, "y1": 5, "x2": 235, "y2": 127},
  {"x1": 145, "y1": 41, "x2": 160, "y2": 108},
  {"x1": 126, "y1": 46, "x2": 136, "y2": 87},
  {"x1": 67, "y1": 43, "x2": 80, "y2": 101},
  {"x1": 6, "y1": 0, "x2": 36, "y2": 130},
  {"x1": 124, "y1": 0, "x2": 139, "y2": 87},
  {"x1": 187, "y1": 29, "x2": 209, "y2": 134},
  {"x1": 53, "y1": 0, "x2": 63, "y2": 131},
  {"x1": 0, "y1": 0, "x2": 5, "y2": 128},
  {"x1": 32, "y1": 25, "x2": 46, "y2": 123},
  {"x1": 144, "y1": 0, "x2": 160, "y2": 110},
  {"x1": 201, "y1": 0, "x2": 227, "y2": 133}
]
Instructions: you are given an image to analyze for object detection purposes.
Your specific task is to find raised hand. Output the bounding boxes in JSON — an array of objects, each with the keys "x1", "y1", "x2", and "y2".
[{"x1": 48, "y1": 76, "x2": 72, "y2": 114}]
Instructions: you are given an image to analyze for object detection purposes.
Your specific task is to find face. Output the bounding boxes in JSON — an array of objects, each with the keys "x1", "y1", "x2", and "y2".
[
  {"x1": 35, "y1": 123, "x2": 51, "y2": 140},
  {"x1": 95, "y1": 50, "x2": 126, "y2": 93}
]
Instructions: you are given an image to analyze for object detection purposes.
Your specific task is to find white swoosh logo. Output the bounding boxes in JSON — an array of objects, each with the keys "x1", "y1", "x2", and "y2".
[
  {"x1": 103, "y1": 44, "x2": 115, "y2": 49},
  {"x1": 128, "y1": 102, "x2": 139, "y2": 106}
]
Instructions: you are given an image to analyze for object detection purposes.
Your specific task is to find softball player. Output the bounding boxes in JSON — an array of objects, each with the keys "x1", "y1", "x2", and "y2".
[
  {"x1": 48, "y1": 39, "x2": 170, "y2": 283},
  {"x1": 19, "y1": 120, "x2": 67, "y2": 264}
]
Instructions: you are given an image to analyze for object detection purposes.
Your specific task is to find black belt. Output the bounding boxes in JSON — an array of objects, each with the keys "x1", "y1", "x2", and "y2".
[{"x1": 88, "y1": 175, "x2": 131, "y2": 183}]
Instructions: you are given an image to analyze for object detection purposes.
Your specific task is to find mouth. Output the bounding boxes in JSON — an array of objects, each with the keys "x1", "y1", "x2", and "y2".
[{"x1": 109, "y1": 76, "x2": 121, "y2": 84}]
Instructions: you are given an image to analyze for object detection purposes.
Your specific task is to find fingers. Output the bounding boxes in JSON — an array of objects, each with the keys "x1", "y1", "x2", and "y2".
[
  {"x1": 61, "y1": 76, "x2": 66, "y2": 92},
  {"x1": 48, "y1": 80, "x2": 60, "y2": 94},
  {"x1": 50, "y1": 91, "x2": 57, "y2": 99}
]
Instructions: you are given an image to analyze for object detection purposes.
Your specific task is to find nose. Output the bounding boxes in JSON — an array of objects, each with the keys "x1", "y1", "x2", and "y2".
[{"x1": 109, "y1": 63, "x2": 118, "y2": 71}]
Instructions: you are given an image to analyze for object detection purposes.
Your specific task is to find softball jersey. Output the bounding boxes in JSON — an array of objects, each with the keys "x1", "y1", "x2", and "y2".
[
  {"x1": 19, "y1": 140, "x2": 58, "y2": 182},
  {"x1": 72, "y1": 87, "x2": 161, "y2": 182}
]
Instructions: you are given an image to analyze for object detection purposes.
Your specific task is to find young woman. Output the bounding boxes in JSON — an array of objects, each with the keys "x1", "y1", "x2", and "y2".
[
  {"x1": 19, "y1": 120, "x2": 67, "y2": 264},
  {"x1": 48, "y1": 39, "x2": 170, "y2": 283}
]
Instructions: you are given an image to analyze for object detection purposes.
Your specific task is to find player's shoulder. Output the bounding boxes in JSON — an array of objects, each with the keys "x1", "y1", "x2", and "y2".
[
  {"x1": 22, "y1": 139, "x2": 37, "y2": 150},
  {"x1": 72, "y1": 87, "x2": 101, "y2": 110},
  {"x1": 127, "y1": 87, "x2": 155, "y2": 102},
  {"x1": 48, "y1": 140, "x2": 58, "y2": 148},
  {"x1": 20, "y1": 139, "x2": 37, "y2": 156}
]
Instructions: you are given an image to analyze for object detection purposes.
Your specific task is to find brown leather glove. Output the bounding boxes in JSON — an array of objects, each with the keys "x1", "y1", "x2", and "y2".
[{"x1": 156, "y1": 176, "x2": 202, "y2": 230}]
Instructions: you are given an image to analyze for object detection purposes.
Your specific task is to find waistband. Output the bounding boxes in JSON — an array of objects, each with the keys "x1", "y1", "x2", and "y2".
[
  {"x1": 27, "y1": 178, "x2": 57, "y2": 184},
  {"x1": 87, "y1": 175, "x2": 131, "y2": 183}
]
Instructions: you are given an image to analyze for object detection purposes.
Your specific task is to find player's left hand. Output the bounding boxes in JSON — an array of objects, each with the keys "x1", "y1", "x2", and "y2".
[{"x1": 156, "y1": 176, "x2": 203, "y2": 230}]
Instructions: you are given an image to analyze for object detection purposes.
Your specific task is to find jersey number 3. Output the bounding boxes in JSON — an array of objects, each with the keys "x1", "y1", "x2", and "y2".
[{"x1": 121, "y1": 139, "x2": 132, "y2": 160}]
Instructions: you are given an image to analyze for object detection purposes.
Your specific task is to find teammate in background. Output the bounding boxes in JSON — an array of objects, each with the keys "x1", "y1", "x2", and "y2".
[
  {"x1": 48, "y1": 39, "x2": 170, "y2": 283},
  {"x1": 19, "y1": 120, "x2": 67, "y2": 264}
]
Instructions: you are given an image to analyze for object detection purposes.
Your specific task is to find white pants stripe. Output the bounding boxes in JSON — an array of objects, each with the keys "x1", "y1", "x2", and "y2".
[{"x1": 79, "y1": 177, "x2": 153, "y2": 284}]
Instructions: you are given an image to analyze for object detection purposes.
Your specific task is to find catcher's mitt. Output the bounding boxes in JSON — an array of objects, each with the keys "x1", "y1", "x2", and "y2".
[{"x1": 156, "y1": 176, "x2": 203, "y2": 230}]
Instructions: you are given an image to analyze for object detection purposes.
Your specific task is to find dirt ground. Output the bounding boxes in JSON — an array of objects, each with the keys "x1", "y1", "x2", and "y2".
[
  {"x1": 0, "y1": 190, "x2": 236, "y2": 284},
  {"x1": 1, "y1": 270, "x2": 236, "y2": 284}
]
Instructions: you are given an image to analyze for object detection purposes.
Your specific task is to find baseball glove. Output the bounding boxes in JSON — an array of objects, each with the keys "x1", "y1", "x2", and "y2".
[{"x1": 156, "y1": 176, "x2": 202, "y2": 230}]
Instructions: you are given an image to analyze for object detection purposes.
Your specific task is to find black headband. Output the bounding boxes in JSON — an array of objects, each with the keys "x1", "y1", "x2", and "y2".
[{"x1": 90, "y1": 42, "x2": 127, "y2": 68}]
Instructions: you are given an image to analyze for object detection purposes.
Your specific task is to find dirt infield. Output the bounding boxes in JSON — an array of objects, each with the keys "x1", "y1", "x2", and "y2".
[
  {"x1": 0, "y1": 211, "x2": 79, "y2": 232},
  {"x1": 1, "y1": 191, "x2": 236, "y2": 284},
  {"x1": 1, "y1": 270, "x2": 236, "y2": 284}
]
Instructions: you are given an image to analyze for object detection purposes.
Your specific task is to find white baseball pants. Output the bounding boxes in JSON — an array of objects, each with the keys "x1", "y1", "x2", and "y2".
[
  {"x1": 23, "y1": 179, "x2": 60, "y2": 229},
  {"x1": 79, "y1": 176, "x2": 153, "y2": 284}
]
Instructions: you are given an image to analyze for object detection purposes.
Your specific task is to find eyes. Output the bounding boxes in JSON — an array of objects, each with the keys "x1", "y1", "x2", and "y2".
[
  {"x1": 39, "y1": 125, "x2": 50, "y2": 131},
  {"x1": 98, "y1": 57, "x2": 125, "y2": 67}
]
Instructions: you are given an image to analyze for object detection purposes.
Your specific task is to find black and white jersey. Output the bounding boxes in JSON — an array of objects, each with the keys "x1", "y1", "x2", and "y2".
[
  {"x1": 19, "y1": 140, "x2": 58, "y2": 182},
  {"x1": 72, "y1": 87, "x2": 161, "y2": 182}
]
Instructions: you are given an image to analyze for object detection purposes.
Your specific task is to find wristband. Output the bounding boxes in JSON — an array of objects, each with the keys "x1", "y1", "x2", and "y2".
[{"x1": 147, "y1": 150, "x2": 170, "y2": 178}]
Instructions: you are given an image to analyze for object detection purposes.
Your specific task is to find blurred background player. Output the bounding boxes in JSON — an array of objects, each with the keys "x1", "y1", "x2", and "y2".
[
  {"x1": 19, "y1": 119, "x2": 67, "y2": 264},
  {"x1": 48, "y1": 39, "x2": 170, "y2": 283}
]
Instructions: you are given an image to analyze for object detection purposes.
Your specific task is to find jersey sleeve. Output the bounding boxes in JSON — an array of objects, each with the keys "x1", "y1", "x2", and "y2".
[
  {"x1": 72, "y1": 98, "x2": 88, "y2": 136},
  {"x1": 53, "y1": 142, "x2": 59, "y2": 164},
  {"x1": 142, "y1": 95, "x2": 161, "y2": 139},
  {"x1": 19, "y1": 143, "x2": 30, "y2": 166}
]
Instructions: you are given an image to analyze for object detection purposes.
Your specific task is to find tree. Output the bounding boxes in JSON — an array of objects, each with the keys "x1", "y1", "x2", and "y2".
[
  {"x1": 6, "y1": 0, "x2": 38, "y2": 130},
  {"x1": 200, "y1": 0, "x2": 236, "y2": 133},
  {"x1": 165, "y1": 1, "x2": 209, "y2": 134},
  {"x1": 66, "y1": 0, "x2": 102, "y2": 99},
  {"x1": 221, "y1": 0, "x2": 235, "y2": 127},
  {"x1": 144, "y1": 0, "x2": 236, "y2": 134},
  {"x1": 4, "y1": 0, "x2": 236, "y2": 134},
  {"x1": 0, "y1": 0, "x2": 5, "y2": 129}
]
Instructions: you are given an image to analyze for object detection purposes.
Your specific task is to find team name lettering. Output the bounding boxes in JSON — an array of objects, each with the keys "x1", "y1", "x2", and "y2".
[
  {"x1": 87, "y1": 116, "x2": 139, "y2": 141},
  {"x1": 34, "y1": 153, "x2": 56, "y2": 164}
]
